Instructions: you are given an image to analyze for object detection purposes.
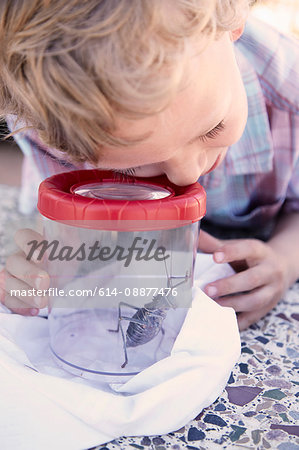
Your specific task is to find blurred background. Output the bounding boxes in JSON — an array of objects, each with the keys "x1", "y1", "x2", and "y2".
[
  {"x1": 252, "y1": 0, "x2": 299, "y2": 38},
  {"x1": 0, "y1": 0, "x2": 298, "y2": 187}
]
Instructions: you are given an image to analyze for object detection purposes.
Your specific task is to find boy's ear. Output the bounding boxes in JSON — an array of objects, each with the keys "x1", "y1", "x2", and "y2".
[{"x1": 230, "y1": 24, "x2": 245, "y2": 42}]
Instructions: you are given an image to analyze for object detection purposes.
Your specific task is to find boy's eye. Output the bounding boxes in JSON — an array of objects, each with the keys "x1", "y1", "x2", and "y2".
[{"x1": 198, "y1": 120, "x2": 225, "y2": 143}]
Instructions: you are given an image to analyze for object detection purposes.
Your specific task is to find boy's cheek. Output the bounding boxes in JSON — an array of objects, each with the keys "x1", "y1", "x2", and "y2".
[{"x1": 225, "y1": 107, "x2": 248, "y2": 147}]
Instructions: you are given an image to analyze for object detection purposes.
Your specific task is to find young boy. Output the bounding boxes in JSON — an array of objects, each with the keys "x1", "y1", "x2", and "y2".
[{"x1": 0, "y1": 0, "x2": 298, "y2": 330}]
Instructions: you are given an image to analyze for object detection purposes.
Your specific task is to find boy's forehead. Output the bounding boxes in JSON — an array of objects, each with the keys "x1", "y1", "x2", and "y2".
[
  {"x1": 112, "y1": 34, "x2": 232, "y2": 144},
  {"x1": 96, "y1": 33, "x2": 234, "y2": 168}
]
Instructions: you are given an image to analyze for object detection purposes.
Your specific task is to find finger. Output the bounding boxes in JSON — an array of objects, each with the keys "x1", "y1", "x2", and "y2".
[
  {"x1": 198, "y1": 230, "x2": 222, "y2": 253},
  {"x1": 2, "y1": 271, "x2": 48, "y2": 309},
  {"x1": 5, "y1": 254, "x2": 49, "y2": 290},
  {"x1": 205, "y1": 265, "x2": 274, "y2": 297},
  {"x1": 14, "y1": 229, "x2": 45, "y2": 262},
  {"x1": 0, "y1": 287, "x2": 40, "y2": 316},
  {"x1": 213, "y1": 239, "x2": 266, "y2": 265},
  {"x1": 213, "y1": 285, "x2": 274, "y2": 313}
]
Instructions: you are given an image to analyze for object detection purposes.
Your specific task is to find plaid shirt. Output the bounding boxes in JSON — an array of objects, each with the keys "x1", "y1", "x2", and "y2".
[
  {"x1": 200, "y1": 17, "x2": 299, "y2": 239},
  {"x1": 11, "y1": 17, "x2": 299, "y2": 240}
]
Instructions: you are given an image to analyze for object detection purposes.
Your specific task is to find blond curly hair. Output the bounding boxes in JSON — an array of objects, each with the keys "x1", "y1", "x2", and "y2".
[{"x1": 0, "y1": 0, "x2": 251, "y2": 163}]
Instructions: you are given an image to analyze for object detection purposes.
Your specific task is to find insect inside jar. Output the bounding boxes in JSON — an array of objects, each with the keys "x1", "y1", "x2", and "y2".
[{"x1": 108, "y1": 257, "x2": 191, "y2": 368}]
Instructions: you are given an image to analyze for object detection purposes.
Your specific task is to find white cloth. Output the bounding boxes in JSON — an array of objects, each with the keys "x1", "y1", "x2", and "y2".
[{"x1": 0, "y1": 255, "x2": 240, "y2": 450}]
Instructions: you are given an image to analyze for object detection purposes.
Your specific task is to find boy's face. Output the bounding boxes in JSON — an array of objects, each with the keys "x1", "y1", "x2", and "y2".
[{"x1": 96, "y1": 32, "x2": 248, "y2": 186}]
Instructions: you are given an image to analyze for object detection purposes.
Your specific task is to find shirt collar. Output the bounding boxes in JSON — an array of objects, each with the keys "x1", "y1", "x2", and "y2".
[{"x1": 225, "y1": 45, "x2": 274, "y2": 175}]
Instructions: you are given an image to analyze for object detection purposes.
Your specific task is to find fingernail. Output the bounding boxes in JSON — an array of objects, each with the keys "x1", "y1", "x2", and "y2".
[
  {"x1": 206, "y1": 286, "x2": 218, "y2": 297},
  {"x1": 214, "y1": 251, "x2": 225, "y2": 263},
  {"x1": 30, "y1": 308, "x2": 39, "y2": 316}
]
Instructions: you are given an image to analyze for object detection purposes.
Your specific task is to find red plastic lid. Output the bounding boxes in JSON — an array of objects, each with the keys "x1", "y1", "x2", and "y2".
[{"x1": 38, "y1": 169, "x2": 206, "y2": 230}]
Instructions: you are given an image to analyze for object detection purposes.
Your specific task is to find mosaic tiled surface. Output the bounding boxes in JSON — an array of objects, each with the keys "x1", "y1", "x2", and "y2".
[
  {"x1": 1, "y1": 185, "x2": 298, "y2": 450},
  {"x1": 93, "y1": 294, "x2": 299, "y2": 450}
]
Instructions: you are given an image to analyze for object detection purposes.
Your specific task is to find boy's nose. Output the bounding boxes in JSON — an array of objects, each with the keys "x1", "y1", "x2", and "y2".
[{"x1": 161, "y1": 153, "x2": 203, "y2": 186}]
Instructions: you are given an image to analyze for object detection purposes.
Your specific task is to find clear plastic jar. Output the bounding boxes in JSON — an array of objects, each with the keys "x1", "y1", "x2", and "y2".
[{"x1": 37, "y1": 170, "x2": 206, "y2": 383}]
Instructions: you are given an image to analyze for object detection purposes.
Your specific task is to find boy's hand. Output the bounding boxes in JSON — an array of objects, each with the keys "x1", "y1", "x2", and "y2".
[
  {"x1": 198, "y1": 230, "x2": 288, "y2": 331},
  {"x1": 0, "y1": 229, "x2": 49, "y2": 315}
]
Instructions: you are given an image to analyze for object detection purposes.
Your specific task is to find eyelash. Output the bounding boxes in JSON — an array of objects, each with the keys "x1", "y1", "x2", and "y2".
[
  {"x1": 111, "y1": 167, "x2": 138, "y2": 177},
  {"x1": 198, "y1": 120, "x2": 225, "y2": 143}
]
